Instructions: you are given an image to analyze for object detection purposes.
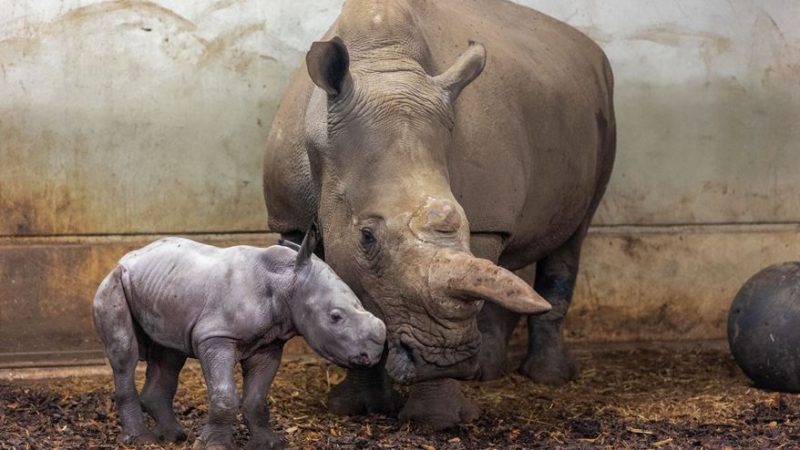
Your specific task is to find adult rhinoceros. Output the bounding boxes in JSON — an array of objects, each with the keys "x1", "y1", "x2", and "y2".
[{"x1": 263, "y1": 0, "x2": 615, "y2": 429}]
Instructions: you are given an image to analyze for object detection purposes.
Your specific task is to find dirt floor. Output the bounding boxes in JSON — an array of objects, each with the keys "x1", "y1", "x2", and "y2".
[{"x1": 2, "y1": 342, "x2": 800, "y2": 449}]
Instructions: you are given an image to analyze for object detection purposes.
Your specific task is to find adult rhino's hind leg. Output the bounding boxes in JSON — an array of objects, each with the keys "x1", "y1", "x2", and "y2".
[
  {"x1": 520, "y1": 227, "x2": 586, "y2": 385},
  {"x1": 521, "y1": 106, "x2": 615, "y2": 384},
  {"x1": 140, "y1": 343, "x2": 188, "y2": 443},
  {"x1": 92, "y1": 267, "x2": 157, "y2": 444}
]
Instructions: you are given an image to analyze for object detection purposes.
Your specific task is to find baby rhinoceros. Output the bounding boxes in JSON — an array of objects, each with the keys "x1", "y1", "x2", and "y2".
[{"x1": 92, "y1": 228, "x2": 386, "y2": 450}]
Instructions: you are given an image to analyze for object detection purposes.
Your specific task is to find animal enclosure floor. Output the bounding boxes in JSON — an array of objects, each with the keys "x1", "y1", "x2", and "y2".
[{"x1": 2, "y1": 342, "x2": 800, "y2": 449}]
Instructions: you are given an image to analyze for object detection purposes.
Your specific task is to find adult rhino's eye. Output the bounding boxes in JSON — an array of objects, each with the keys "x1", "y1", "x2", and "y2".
[
  {"x1": 356, "y1": 222, "x2": 382, "y2": 269},
  {"x1": 330, "y1": 310, "x2": 343, "y2": 324},
  {"x1": 360, "y1": 227, "x2": 376, "y2": 248}
]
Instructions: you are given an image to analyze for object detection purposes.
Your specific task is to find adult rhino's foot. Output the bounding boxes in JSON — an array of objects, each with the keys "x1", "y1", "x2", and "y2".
[
  {"x1": 155, "y1": 424, "x2": 187, "y2": 443},
  {"x1": 328, "y1": 366, "x2": 401, "y2": 416},
  {"x1": 245, "y1": 431, "x2": 285, "y2": 450},
  {"x1": 399, "y1": 378, "x2": 479, "y2": 430},
  {"x1": 519, "y1": 328, "x2": 578, "y2": 385}
]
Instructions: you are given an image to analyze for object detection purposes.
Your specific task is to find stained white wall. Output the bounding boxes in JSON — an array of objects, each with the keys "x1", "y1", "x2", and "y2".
[
  {"x1": 520, "y1": 1, "x2": 800, "y2": 225},
  {"x1": 0, "y1": 1, "x2": 335, "y2": 234},
  {"x1": 1, "y1": 0, "x2": 798, "y2": 234}
]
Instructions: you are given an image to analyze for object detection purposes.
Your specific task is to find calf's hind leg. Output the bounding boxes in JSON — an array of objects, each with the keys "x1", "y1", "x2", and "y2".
[
  {"x1": 92, "y1": 267, "x2": 156, "y2": 444},
  {"x1": 140, "y1": 343, "x2": 188, "y2": 442}
]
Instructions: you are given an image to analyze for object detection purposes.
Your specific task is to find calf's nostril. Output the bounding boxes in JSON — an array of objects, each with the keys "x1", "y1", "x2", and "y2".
[{"x1": 351, "y1": 352, "x2": 372, "y2": 367}]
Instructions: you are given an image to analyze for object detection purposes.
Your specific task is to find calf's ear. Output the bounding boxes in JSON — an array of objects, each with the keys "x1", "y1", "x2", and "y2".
[
  {"x1": 295, "y1": 222, "x2": 320, "y2": 271},
  {"x1": 433, "y1": 40, "x2": 486, "y2": 100},
  {"x1": 278, "y1": 239, "x2": 301, "y2": 251},
  {"x1": 307, "y1": 36, "x2": 350, "y2": 96}
]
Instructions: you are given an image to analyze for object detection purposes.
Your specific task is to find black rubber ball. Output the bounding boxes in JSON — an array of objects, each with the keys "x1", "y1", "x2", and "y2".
[{"x1": 728, "y1": 261, "x2": 800, "y2": 392}]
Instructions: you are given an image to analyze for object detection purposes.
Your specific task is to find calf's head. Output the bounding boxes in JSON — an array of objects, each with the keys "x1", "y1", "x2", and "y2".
[
  {"x1": 304, "y1": 37, "x2": 550, "y2": 383},
  {"x1": 283, "y1": 227, "x2": 386, "y2": 368}
]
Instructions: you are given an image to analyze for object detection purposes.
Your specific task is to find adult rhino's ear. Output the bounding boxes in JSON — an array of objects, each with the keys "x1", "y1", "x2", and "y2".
[
  {"x1": 433, "y1": 40, "x2": 486, "y2": 100},
  {"x1": 295, "y1": 222, "x2": 320, "y2": 271},
  {"x1": 306, "y1": 36, "x2": 350, "y2": 96}
]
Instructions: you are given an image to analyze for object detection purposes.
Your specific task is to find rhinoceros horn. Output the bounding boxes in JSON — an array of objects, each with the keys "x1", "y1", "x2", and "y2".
[{"x1": 428, "y1": 249, "x2": 552, "y2": 314}]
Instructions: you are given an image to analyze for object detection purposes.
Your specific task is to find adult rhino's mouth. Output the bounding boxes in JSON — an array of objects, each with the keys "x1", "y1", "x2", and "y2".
[{"x1": 384, "y1": 328, "x2": 481, "y2": 384}]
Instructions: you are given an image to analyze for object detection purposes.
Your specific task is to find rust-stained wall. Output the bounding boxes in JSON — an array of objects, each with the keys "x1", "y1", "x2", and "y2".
[
  {"x1": 3, "y1": 1, "x2": 798, "y2": 236},
  {"x1": 0, "y1": 0, "x2": 341, "y2": 235},
  {"x1": 0, "y1": 233, "x2": 275, "y2": 366},
  {"x1": 1, "y1": 0, "x2": 798, "y2": 365}
]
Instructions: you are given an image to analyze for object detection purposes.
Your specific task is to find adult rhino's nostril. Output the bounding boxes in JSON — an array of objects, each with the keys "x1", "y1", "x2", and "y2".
[{"x1": 425, "y1": 200, "x2": 461, "y2": 234}]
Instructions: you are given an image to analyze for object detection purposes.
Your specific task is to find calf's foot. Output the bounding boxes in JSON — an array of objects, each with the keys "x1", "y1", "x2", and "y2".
[
  {"x1": 118, "y1": 430, "x2": 158, "y2": 445},
  {"x1": 399, "y1": 378, "x2": 479, "y2": 430},
  {"x1": 328, "y1": 366, "x2": 401, "y2": 416}
]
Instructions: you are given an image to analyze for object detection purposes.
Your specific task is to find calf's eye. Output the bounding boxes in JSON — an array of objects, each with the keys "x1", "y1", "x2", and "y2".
[{"x1": 330, "y1": 310, "x2": 343, "y2": 324}]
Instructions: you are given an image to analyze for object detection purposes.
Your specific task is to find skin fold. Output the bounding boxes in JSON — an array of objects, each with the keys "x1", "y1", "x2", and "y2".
[
  {"x1": 263, "y1": 0, "x2": 615, "y2": 430},
  {"x1": 92, "y1": 229, "x2": 386, "y2": 449}
]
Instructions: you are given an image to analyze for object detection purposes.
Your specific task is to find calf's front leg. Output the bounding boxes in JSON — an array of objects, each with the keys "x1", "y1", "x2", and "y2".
[
  {"x1": 194, "y1": 338, "x2": 239, "y2": 450},
  {"x1": 242, "y1": 346, "x2": 285, "y2": 450}
]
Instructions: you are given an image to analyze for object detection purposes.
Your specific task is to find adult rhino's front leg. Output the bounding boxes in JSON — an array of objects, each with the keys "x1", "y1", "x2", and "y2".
[
  {"x1": 472, "y1": 233, "x2": 522, "y2": 381},
  {"x1": 329, "y1": 368, "x2": 477, "y2": 431},
  {"x1": 399, "y1": 378, "x2": 479, "y2": 430},
  {"x1": 393, "y1": 235, "x2": 501, "y2": 429},
  {"x1": 328, "y1": 359, "x2": 401, "y2": 416}
]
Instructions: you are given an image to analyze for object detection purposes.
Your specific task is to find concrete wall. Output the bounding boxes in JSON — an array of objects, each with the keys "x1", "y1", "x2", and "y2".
[
  {"x1": 535, "y1": 0, "x2": 800, "y2": 225},
  {"x1": 1, "y1": 0, "x2": 798, "y2": 365}
]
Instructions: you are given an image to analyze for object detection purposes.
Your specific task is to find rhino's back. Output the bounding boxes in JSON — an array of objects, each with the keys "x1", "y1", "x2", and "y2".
[
  {"x1": 415, "y1": 0, "x2": 614, "y2": 262},
  {"x1": 120, "y1": 239, "x2": 273, "y2": 352}
]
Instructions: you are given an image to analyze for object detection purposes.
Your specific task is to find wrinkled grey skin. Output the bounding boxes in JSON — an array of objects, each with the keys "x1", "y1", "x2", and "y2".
[
  {"x1": 92, "y1": 230, "x2": 385, "y2": 449},
  {"x1": 263, "y1": 0, "x2": 615, "y2": 430}
]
